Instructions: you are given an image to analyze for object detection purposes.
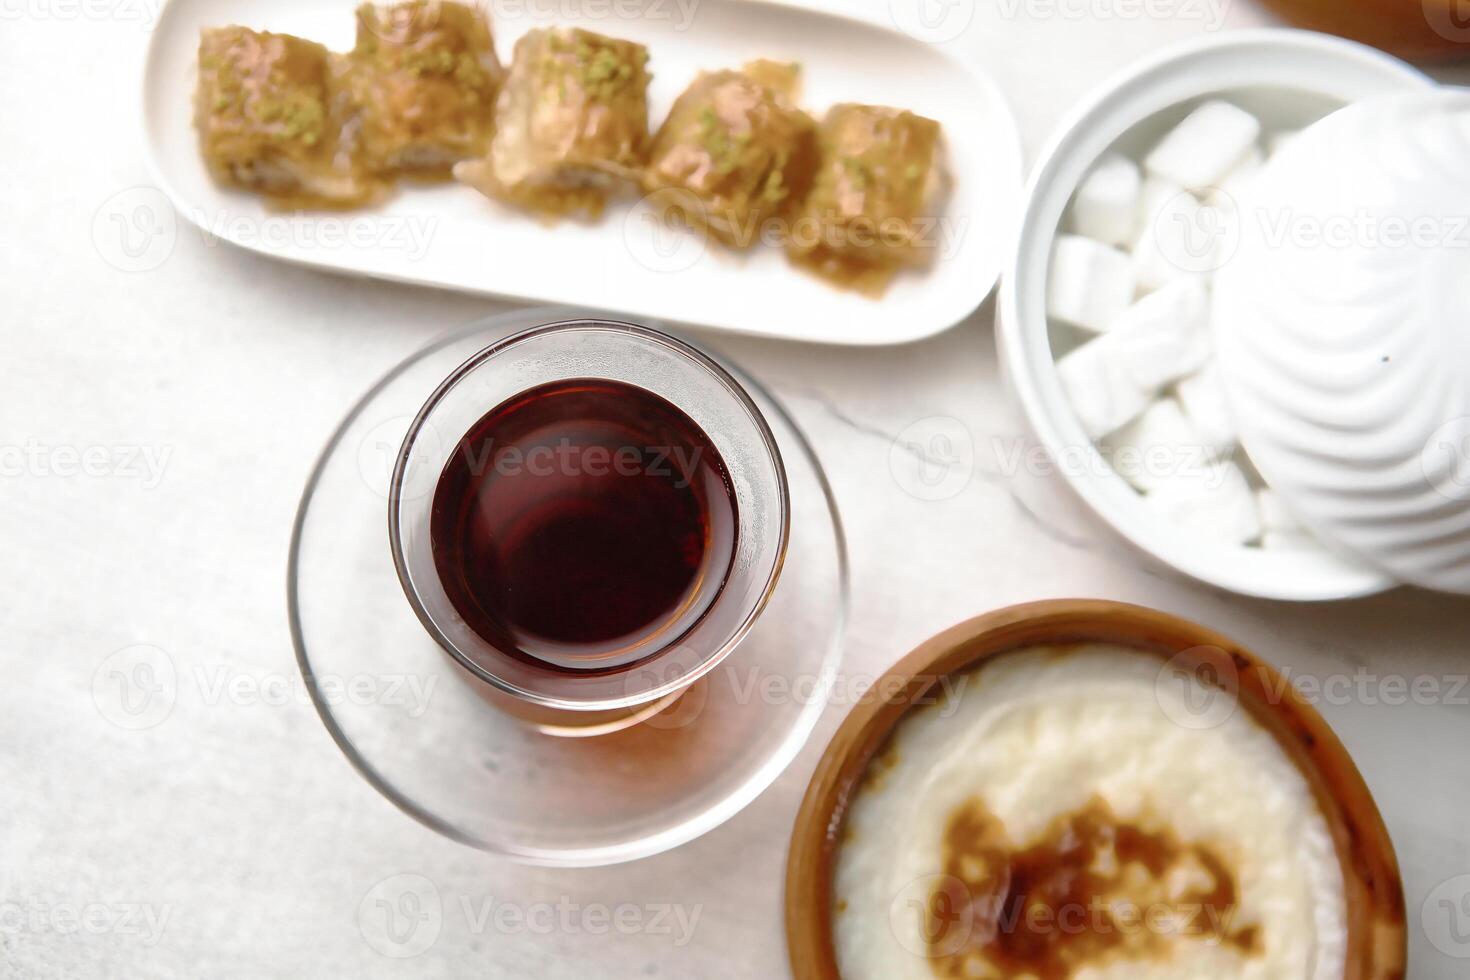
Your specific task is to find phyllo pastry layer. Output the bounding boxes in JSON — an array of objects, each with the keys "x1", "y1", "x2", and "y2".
[
  {"x1": 454, "y1": 27, "x2": 651, "y2": 218},
  {"x1": 642, "y1": 61, "x2": 816, "y2": 248},
  {"x1": 196, "y1": 27, "x2": 379, "y2": 207},
  {"x1": 785, "y1": 103, "x2": 946, "y2": 293},
  {"x1": 346, "y1": 1, "x2": 502, "y2": 176}
]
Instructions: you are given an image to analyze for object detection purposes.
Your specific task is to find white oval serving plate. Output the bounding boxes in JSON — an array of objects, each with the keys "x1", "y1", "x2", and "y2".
[{"x1": 142, "y1": 0, "x2": 1023, "y2": 345}]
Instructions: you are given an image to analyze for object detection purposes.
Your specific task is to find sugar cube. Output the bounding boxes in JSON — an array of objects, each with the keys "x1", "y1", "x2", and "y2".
[
  {"x1": 1174, "y1": 363, "x2": 1237, "y2": 458},
  {"x1": 1129, "y1": 176, "x2": 1184, "y2": 252},
  {"x1": 1133, "y1": 189, "x2": 1223, "y2": 291},
  {"x1": 1048, "y1": 234, "x2": 1136, "y2": 333},
  {"x1": 1106, "y1": 398, "x2": 1213, "y2": 493},
  {"x1": 1108, "y1": 279, "x2": 1212, "y2": 391},
  {"x1": 1146, "y1": 458, "x2": 1262, "y2": 544},
  {"x1": 1145, "y1": 101, "x2": 1262, "y2": 193},
  {"x1": 1057, "y1": 336, "x2": 1153, "y2": 439},
  {"x1": 1056, "y1": 280, "x2": 1209, "y2": 438},
  {"x1": 1072, "y1": 154, "x2": 1142, "y2": 247}
]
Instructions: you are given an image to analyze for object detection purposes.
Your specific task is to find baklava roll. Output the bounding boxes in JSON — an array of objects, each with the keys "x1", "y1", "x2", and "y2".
[
  {"x1": 346, "y1": 1, "x2": 502, "y2": 176},
  {"x1": 785, "y1": 103, "x2": 946, "y2": 293},
  {"x1": 196, "y1": 27, "x2": 379, "y2": 208},
  {"x1": 454, "y1": 27, "x2": 651, "y2": 218},
  {"x1": 641, "y1": 61, "x2": 816, "y2": 248}
]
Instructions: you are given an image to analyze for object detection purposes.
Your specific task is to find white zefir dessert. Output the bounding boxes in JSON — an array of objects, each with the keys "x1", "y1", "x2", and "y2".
[
  {"x1": 1048, "y1": 99, "x2": 1325, "y2": 554},
  {"x1": 832, "y1": 643, "x2": 1348, "y2": 980}
]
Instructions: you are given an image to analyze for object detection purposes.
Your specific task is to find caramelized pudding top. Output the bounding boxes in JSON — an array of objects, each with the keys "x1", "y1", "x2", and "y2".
[{"x1": 926, "y1": 795, "x2": 1259, "y2": 979}]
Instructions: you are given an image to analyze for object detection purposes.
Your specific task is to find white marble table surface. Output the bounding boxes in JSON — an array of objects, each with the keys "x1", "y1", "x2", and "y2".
[{"x1": 4, "y1": 1, "x2": 1470, "y2": 976}]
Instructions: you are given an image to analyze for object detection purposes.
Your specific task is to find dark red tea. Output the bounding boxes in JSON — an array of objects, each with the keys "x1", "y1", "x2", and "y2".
[{"x1": 429, "y1": 378, "x2": 738, "y2": 672}]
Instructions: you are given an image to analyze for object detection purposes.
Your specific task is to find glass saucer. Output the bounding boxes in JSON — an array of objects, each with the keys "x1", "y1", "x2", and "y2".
[{"x1": 288, "y1": 308, "x2": 848, "y2": 867}]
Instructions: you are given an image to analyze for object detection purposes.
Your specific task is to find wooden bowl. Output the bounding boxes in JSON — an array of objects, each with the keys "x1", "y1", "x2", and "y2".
[{"x1": 785, "y1": 599, "x2": 1405, "y2": 979}]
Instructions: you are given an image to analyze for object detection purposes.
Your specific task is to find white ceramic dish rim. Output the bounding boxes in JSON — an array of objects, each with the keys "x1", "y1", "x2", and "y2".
[
  {"x1": 139, "y1": 0, "x2": 1024, "y2": 346},
  {"x1": 998, "y1": 29, "x2": 1433, "y2": 601}
]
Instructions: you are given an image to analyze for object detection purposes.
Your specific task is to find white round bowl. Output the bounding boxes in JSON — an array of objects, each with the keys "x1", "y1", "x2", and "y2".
[{"x1": 997, "y1": 30, "x2": 1432, "y2": 601}]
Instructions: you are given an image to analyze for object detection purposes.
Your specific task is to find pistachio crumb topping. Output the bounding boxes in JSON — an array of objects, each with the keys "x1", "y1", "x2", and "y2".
[
  {"x1": 540, "y1": 32, "x2": 642, "y2": 103},
  {"x1": 256, "y1": 94, "x2": 326, "y2": 146},
  {"x1": 760, "y1": 165, "x2": 786, "y2": 204},
  {"x1": 400, "y1": 46, "x2": 454, "y2": 76},
  {"x1": 695, "y1": 103, "x2": 755, "y2": 177},
  {"x1": 841, "y1": 156, "x2": 870, "y2": 190}
]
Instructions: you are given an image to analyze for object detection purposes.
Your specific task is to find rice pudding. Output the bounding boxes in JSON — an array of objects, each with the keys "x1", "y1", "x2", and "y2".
[{"x1": 832, "y1": 644, "x2": 1347, "y2": 980}]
